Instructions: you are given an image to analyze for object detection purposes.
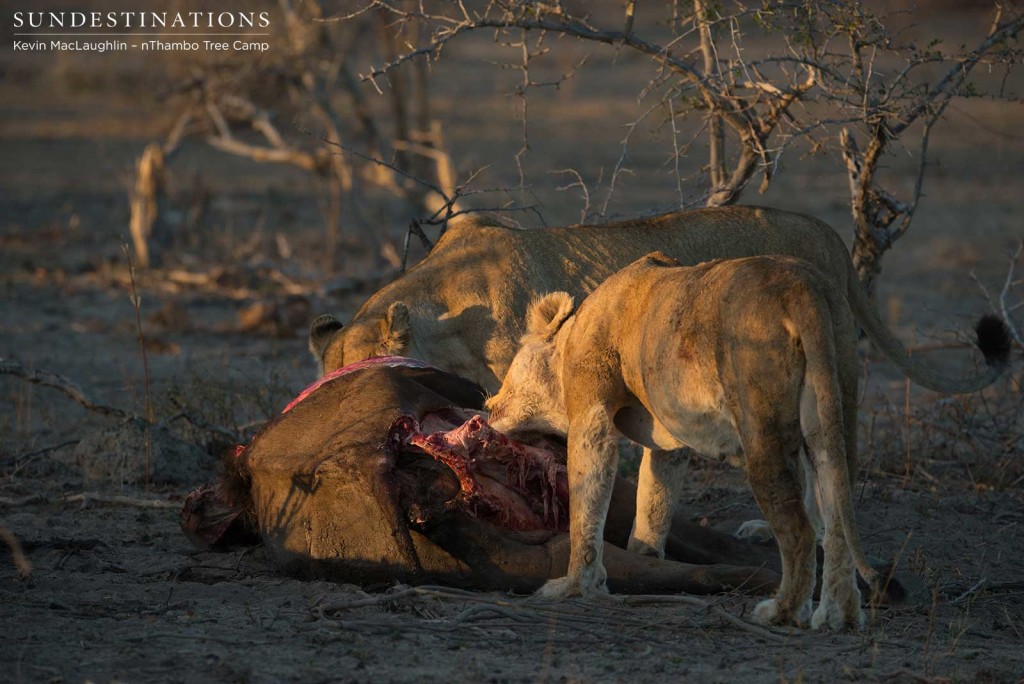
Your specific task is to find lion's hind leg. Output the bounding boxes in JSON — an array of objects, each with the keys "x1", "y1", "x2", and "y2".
[
  {"x1": 743, "y1": 423, "x2": 816, "y2": 628},
  {"x1": 628, "y1": 447, "x2": 689, "y2": 558},
  {"x1": 808, "y1": 475, "x2": 864, "y2": 629},
  {"x1": 801, "y1": 385, "x2": 866, "y2": 631},
  {"x1": 734, "y1": 447, "x2": 823, "y2": 545}
]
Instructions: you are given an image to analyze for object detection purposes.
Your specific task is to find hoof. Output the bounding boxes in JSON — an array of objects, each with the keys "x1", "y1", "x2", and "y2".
[
  {"x1": 735, "y1": 519, "x2": 774, "y2": 543},
  {"x1": 753, "y1": 598, "x2": 811, "y2": 628}
]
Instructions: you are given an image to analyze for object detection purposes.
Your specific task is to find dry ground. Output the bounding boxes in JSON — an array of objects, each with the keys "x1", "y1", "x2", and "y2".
[{"x1": 2, "y1": 6, "x2": 1024, "y2": 682}]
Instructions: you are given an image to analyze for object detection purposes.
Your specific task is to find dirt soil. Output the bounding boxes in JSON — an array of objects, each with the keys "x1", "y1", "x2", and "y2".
[{"x1": 3, "y1": 5, "x2": 1024, "y2": 682}]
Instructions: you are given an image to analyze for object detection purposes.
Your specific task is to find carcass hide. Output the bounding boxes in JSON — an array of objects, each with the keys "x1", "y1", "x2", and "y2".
[{"x1": 182, "y1": 359, "x2": 781, "y2": 594}]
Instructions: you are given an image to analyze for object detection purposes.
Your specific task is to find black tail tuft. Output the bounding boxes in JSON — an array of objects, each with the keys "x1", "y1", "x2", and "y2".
[{"x1": 975, "y1": 314, "x2": 1013, "y2": 367}]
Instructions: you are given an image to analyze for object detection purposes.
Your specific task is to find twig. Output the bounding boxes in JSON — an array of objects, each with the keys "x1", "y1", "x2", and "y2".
[
  {"x1": 412, "y1": 585, "x2": 779, "y2": 639},
  {"x1": 15, "y1": 439, "x2": 80, "y2": 462},
  {"x1": 400, "y1": 218, "x2": 435, "y2": 273},
  {"x1": 622, "y1": 594, "x2": 791, "y2": 642},
  {"x1": 998, "y1": 242, "x2": 1024, "y2": 348},
  {"x1": 162, "y1": 411, "x2": 239, "y2": 443},
  {"x1": 123, "y1": 243, "x2": 153, "y2": 493},
  {"x1": 62, "y1": 493, "x2": 180, "y2": 509},
  {"x1": 550, "y1": 169, "x2": 591, "y2": 223},
  {"x1": 8, "y1": 440, "x2": 80, "y2": 477},
  {"x1": 970, "y1": 241, "x2": 1024, "y2": 349},
  {"x1": 321, "y1": 137, "x2": 452, "y2": 211},
  {"x1": 121, "y1": 632, "x2": 271, "y2": 647},
  {"x1": 949, "y1": 578, "x2": 987, "y2": 606},
  {"x1": 623, "y1": 0, "x2": 637, "y2": 36},
  {"x1": 317, "y1": 587, "x2": 423, "y2": 613},
  {"x1": 880, "y1": 668, "x2": 953, "y2": 684},
  {"x1": 206, "y1": 136, "x2": 322, "y2": 172},
  {"x1": 695, "y1": 0, "x2": 725, "y2": 193},
  {"x1": 0, "y1": 358, "x2": 129, "y2": 420},
  {"x1": 447, "y1": 603, "x2": 536, "y2": 625}
]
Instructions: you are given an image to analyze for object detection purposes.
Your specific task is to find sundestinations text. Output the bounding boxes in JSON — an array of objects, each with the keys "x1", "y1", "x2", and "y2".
[{"x1": 13, "y1": 11, "x2": 271, "y2": 30}]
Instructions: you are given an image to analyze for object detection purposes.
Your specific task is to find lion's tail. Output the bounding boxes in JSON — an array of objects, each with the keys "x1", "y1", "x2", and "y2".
[
  {"x1": 797, "y1": 294, "x2": 881, "y2": 596},
  {"x1": 845, "y1": 268, "x2": 1012, "y2": 394}
]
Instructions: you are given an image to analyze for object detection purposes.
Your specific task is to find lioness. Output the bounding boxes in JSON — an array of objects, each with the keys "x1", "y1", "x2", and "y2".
[
  {"x1": 485, "y1": 253, "x2": 1011, "y2": 629},
  {"x1": 310, "y1": 207, "x2": 1005, "y2": 398}
]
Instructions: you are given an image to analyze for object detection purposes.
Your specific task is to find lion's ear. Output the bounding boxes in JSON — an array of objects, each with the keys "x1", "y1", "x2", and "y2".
[
  {"x1": 526, "y1": 292, "x2": 575, "y2": 339},
  {"x1": 378, "y1": 302, "x2": 410, "y2": 355},
  {"x1": 642, "y1": 251, "x2": 680, "y2": 267},
  {"x1": 309, "y1": 314, "x2": 343, "y2": 362}
]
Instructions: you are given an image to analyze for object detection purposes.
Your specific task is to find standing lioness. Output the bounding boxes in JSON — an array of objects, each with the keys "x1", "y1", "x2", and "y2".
[{"x1": 486, "y1": 253, "x2": 1010, "y2": 629}]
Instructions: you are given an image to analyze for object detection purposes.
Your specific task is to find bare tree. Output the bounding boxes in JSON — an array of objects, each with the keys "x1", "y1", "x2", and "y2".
[
  {"x1": 128, "y1": 0, "x2": 459, "y2": 269},
  {"x1": 342, "y1": 0, "x2": 1021, "y2": 301}
]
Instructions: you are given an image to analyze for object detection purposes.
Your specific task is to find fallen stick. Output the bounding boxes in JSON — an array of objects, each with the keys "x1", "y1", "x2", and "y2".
[
  {"x1": 415, "y1": 584, "x2": 789, "y2": 641},
  {"x1": 623, "y1": 594, "x2": 791, "y2": 643},
  {"x1": 10, "y1": 440, "x2": 80, "y2": 477},
  {"x1": 0, "y1": 358, "x2": 129, "y2": 420},
  {"x1": 1, "y1": 359, "x2": 239, "y2": 445},
  {"x1": 62, "y1": 492, "x2": 179, "y2": 509},
  {"x1": 0, "y1": 524, "x2": 32, "y2": 577},
  {"x1": 0, "y1": 494, "x2": 47, "y2": 507},
  {"x1": 317, "y1": 587, "x2": 422, "y2": 614}
]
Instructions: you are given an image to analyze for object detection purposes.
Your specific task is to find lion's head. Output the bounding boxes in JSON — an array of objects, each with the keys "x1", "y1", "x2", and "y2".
[
  {"x1": 308, "y1": 302, "x2": 411, "y2": 375},
  {"x1": 486, "y1": 291, "x2": 575, "y2": 439}
]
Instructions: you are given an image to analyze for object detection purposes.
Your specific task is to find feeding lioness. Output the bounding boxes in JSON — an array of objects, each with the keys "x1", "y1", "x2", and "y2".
[
  {"x1": 310, "y1": 206, "x2": 1007, "y2": 396},
  {"x1": 485, "y1": 253, "x2": 1010, "y2": 629}
]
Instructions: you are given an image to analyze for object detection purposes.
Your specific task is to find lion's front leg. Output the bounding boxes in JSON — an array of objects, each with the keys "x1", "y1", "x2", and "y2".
[
  {"x1": 628, "y1": 447, "x2": 688, "y2": 559},
  {"x1": 538, "y1": 404, "x2": 620, "y2": 599}
]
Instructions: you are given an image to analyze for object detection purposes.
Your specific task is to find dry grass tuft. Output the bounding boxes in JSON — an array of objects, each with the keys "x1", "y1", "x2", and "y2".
[{"x1": 860, "y1": 371, "x2": 1024, "y2": 491}]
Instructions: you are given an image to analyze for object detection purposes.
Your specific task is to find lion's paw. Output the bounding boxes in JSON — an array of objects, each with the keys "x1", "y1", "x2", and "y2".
[
  {"x1": 735, "y1": 519, "x2": 774, "y2": 543},
  {"x1": 536, "y1": 576, "x2": 580, "y2": 599},
  {"x1": 752, "y1": 598, "x2": 811, "y2": 628},
  {"x1": 626, "y1": 536, "x2": 665, "y2": 559},
  {"x1": 811, "y1": 598, "x2": 866, "y2": 631},
  {"x1": 577, "y1": 564, "x2": 610, "y2": 599}
]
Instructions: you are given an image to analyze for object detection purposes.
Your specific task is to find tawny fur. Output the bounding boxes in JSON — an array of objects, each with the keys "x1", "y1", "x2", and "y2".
[
  {"x1": 310, "y1": 208, "x2": 1007, "y2": 397},
  {"x1": 487, "y1": 253, "x2": 887, "y2": 630}
]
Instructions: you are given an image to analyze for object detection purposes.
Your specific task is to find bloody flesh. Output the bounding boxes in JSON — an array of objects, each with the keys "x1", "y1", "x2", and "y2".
[{"x1": 389, "y1": 414, "x2": 568, "y2": 532}]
